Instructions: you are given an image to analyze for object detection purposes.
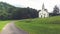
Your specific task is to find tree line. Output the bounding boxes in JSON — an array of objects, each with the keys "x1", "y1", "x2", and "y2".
[{"x1": 0, "y1": 2, "x2": 38, "y2": 20}]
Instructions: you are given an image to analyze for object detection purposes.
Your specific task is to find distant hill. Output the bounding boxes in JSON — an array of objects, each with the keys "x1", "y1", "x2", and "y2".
[
  {"x1": 0, "y1": 2, "x2": 16, "y2": 10},
  {"x1": 0, "y1": 2, "x2": 16, "y2": 20},
  {"x1": 0, "y1": 2, "x2": 38, "y2": 20}
]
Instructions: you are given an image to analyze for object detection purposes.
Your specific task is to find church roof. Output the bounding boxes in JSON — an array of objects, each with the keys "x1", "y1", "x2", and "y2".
[{"x1": 44, "y1": 9, "x2": 49, "y2": 13}]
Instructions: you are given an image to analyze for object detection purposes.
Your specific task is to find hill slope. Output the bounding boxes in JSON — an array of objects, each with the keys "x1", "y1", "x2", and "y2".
[
  {"x1": 0, "y1": 2, "x2": 17, "y2": 20},
  {"x1": 15, "y1": 16, "x2": 60, "y2": 34},
  {"x1": 0, "y1": 2, "x2": 38, "y2": 20}
]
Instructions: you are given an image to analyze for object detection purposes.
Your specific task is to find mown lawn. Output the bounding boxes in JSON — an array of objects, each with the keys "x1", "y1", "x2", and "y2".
[
  {"x1": 15, "y1": 16, "x2": 60, "y2": 34},
  {"x1": 0, "y1": 20, "x2": 10, "y2": 31}
]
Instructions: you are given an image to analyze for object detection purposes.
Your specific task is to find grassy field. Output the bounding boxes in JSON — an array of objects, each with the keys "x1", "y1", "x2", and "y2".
[
  {"x1": 0, "y1": 20, "x2": 10, "y2": 31},
  {"x1": 15, "y1": 16, "x2": 60, "y2": 34}
]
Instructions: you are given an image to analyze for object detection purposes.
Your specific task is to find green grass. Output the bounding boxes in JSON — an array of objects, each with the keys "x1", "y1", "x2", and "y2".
[
  {"x1": 15, "y1": 16, "x2": 60, "y2": 34},
  {"x1": 0, "y1": 20, "x2": 10, "y2": 31}
]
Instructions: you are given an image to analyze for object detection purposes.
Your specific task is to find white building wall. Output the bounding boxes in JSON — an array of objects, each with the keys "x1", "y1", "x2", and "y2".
[{"x1": 39, "y1": 10, "x2": 49, "y2": 18}]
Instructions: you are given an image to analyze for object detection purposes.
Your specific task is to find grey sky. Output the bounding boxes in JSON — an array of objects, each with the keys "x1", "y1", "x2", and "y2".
[{"x1": 0, "y1": 0, "x2": 60, "y2": 12}]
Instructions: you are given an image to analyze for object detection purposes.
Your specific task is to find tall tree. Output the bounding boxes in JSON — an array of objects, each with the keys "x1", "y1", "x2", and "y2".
[{"x1": 53, "y1": 5, "x2": 59, "y2": 14}]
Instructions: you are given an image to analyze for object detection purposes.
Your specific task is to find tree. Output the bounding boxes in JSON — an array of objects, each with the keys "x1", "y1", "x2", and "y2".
[
  {"x1": 0, "y1": 2, "x2": 38, "y2": 20},
  {"x1": 53, "y1": 5, "x2": 59, "y2": 15}
]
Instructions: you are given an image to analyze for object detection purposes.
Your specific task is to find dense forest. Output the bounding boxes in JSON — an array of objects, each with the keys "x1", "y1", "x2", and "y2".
[{"x1": 0, "y1": 2, "x2": 38, "y2": 20}]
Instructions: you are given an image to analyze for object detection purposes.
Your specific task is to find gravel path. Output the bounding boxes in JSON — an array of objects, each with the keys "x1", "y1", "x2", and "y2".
[{"x1": 1, "y1": 21, "x2": 28, "y2": 34}]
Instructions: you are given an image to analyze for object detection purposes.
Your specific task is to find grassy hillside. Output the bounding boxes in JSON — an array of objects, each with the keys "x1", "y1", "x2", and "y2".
[
  {"x1": 0, "y1": 21, "x2": 10, "y2": 31},
  {"x1": 15, "y1": 16, "x2": 60, "y2": 34}
]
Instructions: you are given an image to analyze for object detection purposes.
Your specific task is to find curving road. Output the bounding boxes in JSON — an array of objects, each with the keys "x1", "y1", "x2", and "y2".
[{"x1": 1, "y1": 21, "x2": 28, "y2": 34}]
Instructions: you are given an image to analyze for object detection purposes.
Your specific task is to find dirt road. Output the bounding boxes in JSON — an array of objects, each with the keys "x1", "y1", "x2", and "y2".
[{"x1": 1, "y1": 21, "x2": 28, "y2": 34}]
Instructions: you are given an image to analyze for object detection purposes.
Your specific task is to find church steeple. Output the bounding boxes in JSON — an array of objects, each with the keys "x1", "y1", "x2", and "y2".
[
  {"x1": 42, "y1": 3, "x2": 45, "y2": 10},
  {"x1": 39, "y1": 3, "x2": 49, "y2": 18}
]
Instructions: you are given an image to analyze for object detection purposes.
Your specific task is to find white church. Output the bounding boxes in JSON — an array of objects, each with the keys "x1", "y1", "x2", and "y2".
[{"x1": 39, "y1": 3, "x2": 49, "y2": 18}]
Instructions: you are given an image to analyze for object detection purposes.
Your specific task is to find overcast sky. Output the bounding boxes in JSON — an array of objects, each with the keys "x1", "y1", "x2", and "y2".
[{"x1": 0, "y1": 0, "x2": 60, "y2": 12}]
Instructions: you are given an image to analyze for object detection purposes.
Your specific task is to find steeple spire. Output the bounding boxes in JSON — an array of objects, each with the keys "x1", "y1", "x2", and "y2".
[{"x1": 42, "y1": 3, "x2": 45, "y2": 10}]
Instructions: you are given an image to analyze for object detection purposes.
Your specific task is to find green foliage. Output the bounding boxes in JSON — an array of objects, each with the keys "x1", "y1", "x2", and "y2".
[
  {"x1": 53, "y1": 5, "x2": 59, "y2": 14},
  {"x1": 0, "y1": 2, "x2": 38, "y2": 20},
  {"x1": 51, "y1": 5, "x2": 60, "y2": 16},
  {"x1": 0, "y1": 2, "x2": 16, "y2": 20},
  {"x1": 15, "y1": 16, "x2": 60, "y2": 34}
]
